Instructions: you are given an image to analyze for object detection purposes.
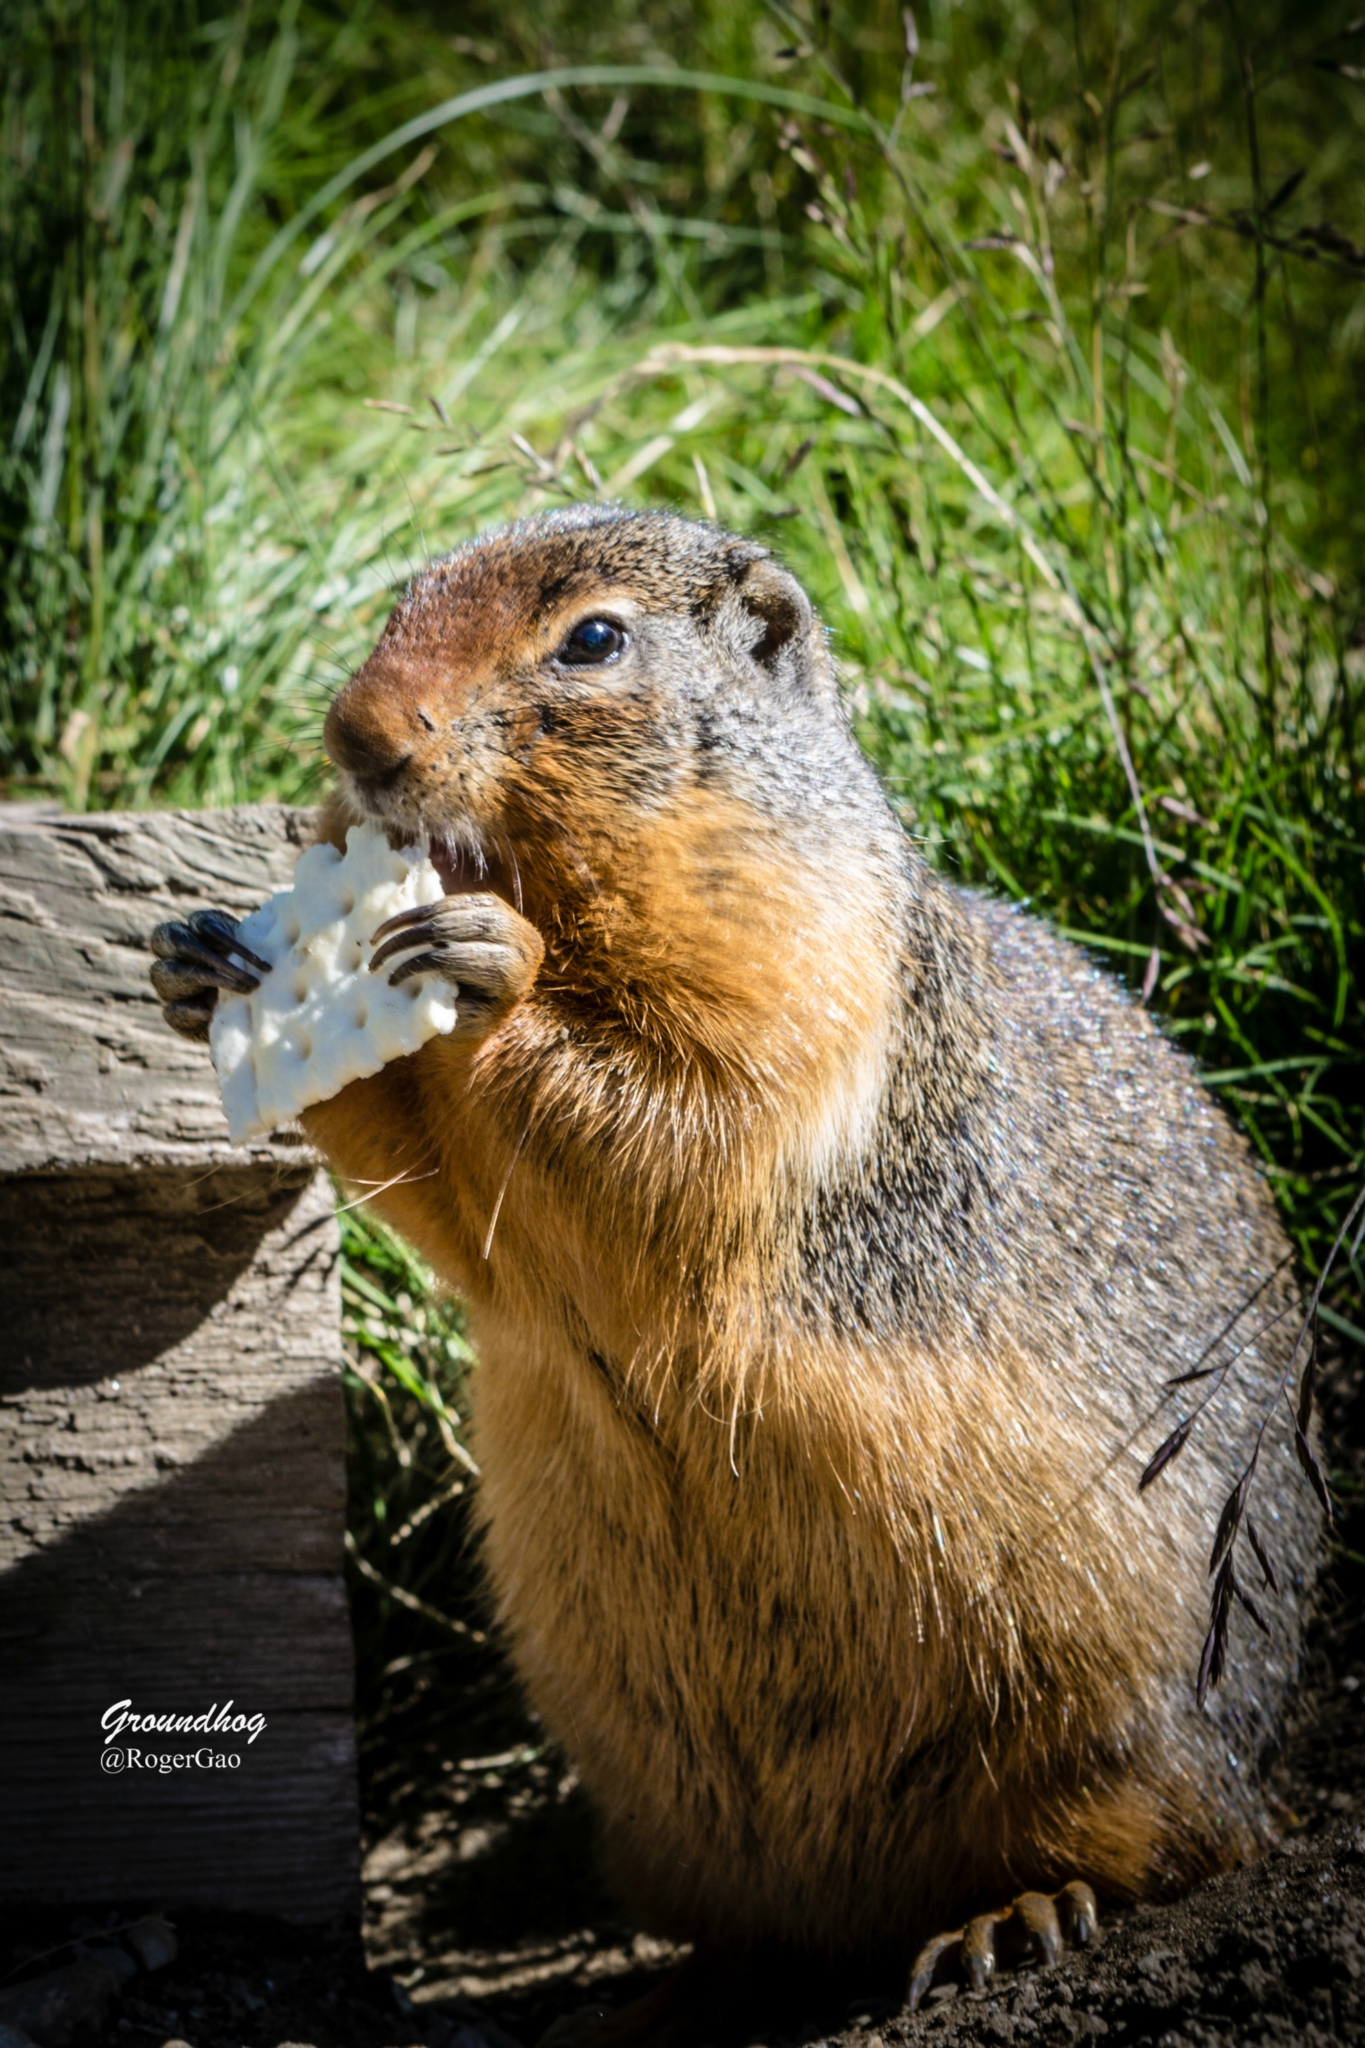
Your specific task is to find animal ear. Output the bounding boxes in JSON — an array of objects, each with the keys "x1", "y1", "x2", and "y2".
[{"x1": 739, "y1": 558, "x2": 812, "y2": 670}]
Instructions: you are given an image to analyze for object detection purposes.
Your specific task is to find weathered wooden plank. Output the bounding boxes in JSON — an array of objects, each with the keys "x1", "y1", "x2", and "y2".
[
  {"x1": 0, "y1": 804, "x2": 315, "y2": 1173},
  {"x1": 0, "y1": 1168, "x2": 344, "y2": 1573},
  {"x1": 0, "y1": 806, "x2": 361, "y2": 1921}
]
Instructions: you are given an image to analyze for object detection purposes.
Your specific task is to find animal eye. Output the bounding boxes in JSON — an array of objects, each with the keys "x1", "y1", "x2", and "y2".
[{"x1": 556, "y1": 618, "x2": 626, "y2": 666}]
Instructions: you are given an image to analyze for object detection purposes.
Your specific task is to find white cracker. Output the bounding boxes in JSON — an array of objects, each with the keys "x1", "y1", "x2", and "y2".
[{"x1": 210, "y1": 822, "x2": 458, "y2": 1143}]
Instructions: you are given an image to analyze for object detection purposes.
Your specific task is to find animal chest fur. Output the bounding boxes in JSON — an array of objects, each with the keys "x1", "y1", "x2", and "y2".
[{"x1": 469, "y1": 1325, "x2": 1080, "y2": 1945}]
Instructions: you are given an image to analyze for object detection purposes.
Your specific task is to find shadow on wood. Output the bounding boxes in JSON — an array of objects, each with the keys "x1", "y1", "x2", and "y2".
[{"x1": 0, "y1": 805, "x2": 359, "y2": 1921}]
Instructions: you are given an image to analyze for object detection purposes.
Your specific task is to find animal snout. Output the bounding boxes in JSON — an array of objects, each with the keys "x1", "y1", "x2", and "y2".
[{"x1": 323, "y1": 671, "x2": 422, "y2": 786}]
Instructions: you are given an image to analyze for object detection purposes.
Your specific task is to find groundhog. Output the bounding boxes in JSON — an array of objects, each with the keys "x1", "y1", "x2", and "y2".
[{"x1": 151, "y1": 506, "x2": 1318, "y2": 2033}]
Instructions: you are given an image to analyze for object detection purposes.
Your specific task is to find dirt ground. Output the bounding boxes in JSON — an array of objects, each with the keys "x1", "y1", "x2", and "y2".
[{"x1": 6, "y1": 1346, "x2": 1364, "y2": 2048}]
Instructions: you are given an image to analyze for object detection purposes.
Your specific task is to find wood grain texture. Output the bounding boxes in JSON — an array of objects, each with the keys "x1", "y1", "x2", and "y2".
[
  {"x1": 0, "y1": 806, "x2": 361, "y2": 1921},
  {"x1": 0, "y1": 803, "x2": 315, "y2": 1173}
]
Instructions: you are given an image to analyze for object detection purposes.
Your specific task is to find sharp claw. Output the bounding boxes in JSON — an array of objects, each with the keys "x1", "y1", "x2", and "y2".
[
  {"x1": 370, "y1": 923, "x2": 436, "y2": 975},
  {"x1": 150, "y1": 949, "x2": 258, "y2": 1001},
  {"x1": 962, "y1": 1915, "x2": 998, "y2": 1992},
  {"x1": 150, "y1": 921, "x2": 260, "y2": 991},
  {"x1": 187, "y1": 907, "x2": 272, "y2": 976},
  {"x1": 1057, "y1": 1879, "x2": 1099, "y2": 1948},
  {"x1": 905, "y1": 1964, "x2": 935, "y2": 2014},
  {"x1": 388, "y1": 948, "x2": 449, "y2": 989},
  {"x1": 1015, "y1": 1892, "x2": 1062, "y2": 1967},
  {"x1": 373, "y1": 900, "x2": 443, "y2": 944},
  {"x1": 906, "y1": 1931, "x2": 960, "y2": 2013}
]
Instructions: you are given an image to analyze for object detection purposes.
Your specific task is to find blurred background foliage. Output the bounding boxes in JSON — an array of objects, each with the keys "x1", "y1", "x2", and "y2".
[{"x1": 2, "y1": 0, "x2": 1363, "y2": 1752}]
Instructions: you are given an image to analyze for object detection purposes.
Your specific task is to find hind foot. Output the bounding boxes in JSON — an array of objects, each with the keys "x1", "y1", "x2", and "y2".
[{"x1": 906, "y1": 1879, "x2": 1098, "y2": 2011}]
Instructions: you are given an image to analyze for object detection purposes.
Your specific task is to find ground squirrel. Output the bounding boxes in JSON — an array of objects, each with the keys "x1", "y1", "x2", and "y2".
[{"x1": 152, "y1": 507, "x2": 1318, "y2": 2028}]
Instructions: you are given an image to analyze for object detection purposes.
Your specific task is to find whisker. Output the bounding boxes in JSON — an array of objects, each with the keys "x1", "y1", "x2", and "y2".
[
  {"x1": 483, "y1": 1120, "x2": 531, "y2": 1260},
  {"x1": 333, "y1": 1166, "x2": 440, "y2": 1215}
]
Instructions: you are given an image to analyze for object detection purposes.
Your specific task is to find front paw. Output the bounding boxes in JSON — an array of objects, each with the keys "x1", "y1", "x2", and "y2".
[
  {"x1": 368, "y1": 891, "x2": 543, "y2": 1039},
  {"x1": 148, "y1": 908, "x2": 271, "y2": 1042}
]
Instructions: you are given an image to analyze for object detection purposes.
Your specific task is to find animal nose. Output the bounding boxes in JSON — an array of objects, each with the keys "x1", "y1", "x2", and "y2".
[{"x1": 323, "y1": 674, "x2": 416, "y2": 783}]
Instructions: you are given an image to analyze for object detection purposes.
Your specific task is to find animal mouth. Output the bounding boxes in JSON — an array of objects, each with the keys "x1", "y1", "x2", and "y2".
[
  {"x1": 348, "y1": 779, "x2": 519, "y2": 908},
  {"x1": 427, "y1": 832, "x2": 521, "y2": 911},
  {"x1": 431, "y1": 840, "x2": 479, "y2": 895}
]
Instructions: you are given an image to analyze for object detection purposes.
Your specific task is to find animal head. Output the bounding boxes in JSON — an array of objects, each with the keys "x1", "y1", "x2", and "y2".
[{"x1": 322, "y1": 506, "x2": 883, "y2": 918}]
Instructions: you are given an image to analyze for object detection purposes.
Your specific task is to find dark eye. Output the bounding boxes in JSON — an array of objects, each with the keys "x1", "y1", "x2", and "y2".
[{"x1": 556, "y1": 617, "x2": 626, "y2": 666}]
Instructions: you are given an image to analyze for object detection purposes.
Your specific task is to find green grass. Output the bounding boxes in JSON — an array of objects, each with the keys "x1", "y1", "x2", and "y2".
[{"x1": 3, "y1": 0, "x2": 1362, "y2": 1668}]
